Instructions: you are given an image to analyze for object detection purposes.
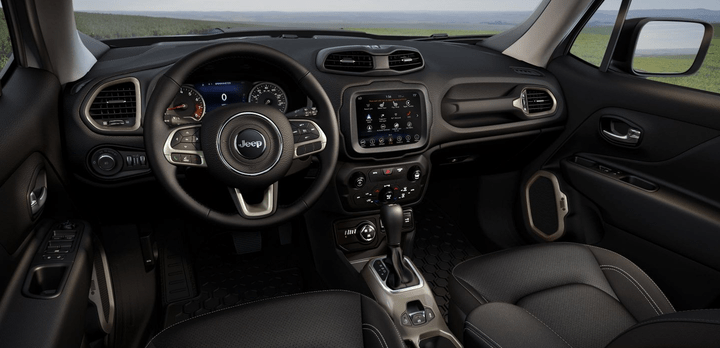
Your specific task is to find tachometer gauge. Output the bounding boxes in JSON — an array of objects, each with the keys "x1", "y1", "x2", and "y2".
[
  {"x1": 248, "y1": 82, "x2": 288, "y2": 113},
  {"x1": 164, "y1": 86, "x2": 206, "y2": 125}
]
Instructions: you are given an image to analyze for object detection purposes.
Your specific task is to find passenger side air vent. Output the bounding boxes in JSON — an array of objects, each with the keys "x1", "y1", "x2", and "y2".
[
  {"x1": 84, "y1": 77, "x2": 142, "y2": 132},
  {"x1": 388, "y1": 51, "x2": 423, "y2": 71},
  {"x1": 323, "y1": 51, "x2": 374, "y2": 72},
  {"x1": 512, "y1": 87, "x2": 557, "y2": 118}
]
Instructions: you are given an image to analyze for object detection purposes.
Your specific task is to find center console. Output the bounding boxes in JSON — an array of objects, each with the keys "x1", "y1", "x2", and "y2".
[{"x1": 362, "y1": 257, "x2": 461, "y2": 347}]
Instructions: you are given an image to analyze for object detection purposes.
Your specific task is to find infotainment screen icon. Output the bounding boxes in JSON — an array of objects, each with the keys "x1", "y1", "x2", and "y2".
[{"x1": 355, "y1": 91, "x2": 423, "y2": 149}]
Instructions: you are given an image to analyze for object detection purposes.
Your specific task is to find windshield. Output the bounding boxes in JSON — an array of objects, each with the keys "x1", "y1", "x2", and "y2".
[{"x1": 72, "y1": 0, "x2": 543, "y2": 39}]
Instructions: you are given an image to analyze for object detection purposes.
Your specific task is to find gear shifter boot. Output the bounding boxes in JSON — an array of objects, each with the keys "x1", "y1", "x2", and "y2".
[{"x1": 385, "y1": 247, "x2": 417, "y2": 289}]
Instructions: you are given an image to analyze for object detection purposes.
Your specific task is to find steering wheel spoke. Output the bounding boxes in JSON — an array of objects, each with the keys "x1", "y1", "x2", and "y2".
[
  {"x1": 289, "y1": 119, "x2": 327, "y2": 158},
  {"x1": 229, "y1": 182, "x2": 278, "y2": 218},
  {"x1": 163, "y1": 125, "x2": 207, "y2": 167}
]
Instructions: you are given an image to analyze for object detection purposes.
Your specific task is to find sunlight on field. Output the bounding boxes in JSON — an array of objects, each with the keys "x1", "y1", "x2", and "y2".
[{"x1": 343, "y1": 28, "x2": 499, "y2": 37}]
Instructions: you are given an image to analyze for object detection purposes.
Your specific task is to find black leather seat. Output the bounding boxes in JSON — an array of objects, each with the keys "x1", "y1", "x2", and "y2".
[
  {"x1": 146, "y1": 290, "x2": 405, "y2": 348},
  {"x1": 449, "y1": 243, "x2": 720, "y2": 348}
]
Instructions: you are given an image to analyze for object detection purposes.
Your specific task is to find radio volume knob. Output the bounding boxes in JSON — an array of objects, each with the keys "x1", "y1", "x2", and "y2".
[{"x1": 350, "y1": 172, "x2": 366, "y2": 189}]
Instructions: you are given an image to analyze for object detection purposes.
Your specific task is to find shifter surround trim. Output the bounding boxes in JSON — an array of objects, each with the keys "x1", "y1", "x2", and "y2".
[{"x1": 369, "y1": 256, "x2": 425, "y2": 294}]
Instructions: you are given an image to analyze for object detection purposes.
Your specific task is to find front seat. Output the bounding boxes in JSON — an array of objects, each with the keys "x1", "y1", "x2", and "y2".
[
  {"x1": 146, "y1": 291, "x2": 405, "y2": 348},
  {"x1": 449, "y1": 243, "x2": 720, "y2": 348}
]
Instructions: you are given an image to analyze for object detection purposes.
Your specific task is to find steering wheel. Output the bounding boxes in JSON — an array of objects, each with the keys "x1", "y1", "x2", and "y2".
[{"x1": 145, "y1": 42, "x2": 339, "y2": 228}]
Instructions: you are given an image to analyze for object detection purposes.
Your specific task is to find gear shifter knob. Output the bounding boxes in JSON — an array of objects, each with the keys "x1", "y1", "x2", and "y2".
[{"x1": 381, "y1": 204, "x2": 403, "y2": 247}]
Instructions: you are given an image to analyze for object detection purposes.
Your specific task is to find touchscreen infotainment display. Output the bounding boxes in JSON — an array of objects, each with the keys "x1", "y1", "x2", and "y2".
[{"x1": 355, "y1": 91, "x2": 423, "y2": 148}]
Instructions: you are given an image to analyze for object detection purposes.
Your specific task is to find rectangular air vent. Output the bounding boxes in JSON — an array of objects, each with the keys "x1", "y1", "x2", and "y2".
[
  {"x1": 526, "y1": 89, "x2": 554, "y2": 114},
  {"x1": 84, "y1": 78, "x2": 141, "y2": 131},
  {"x1": 512, "y1": 87, "x2": 557, "y2": 118},
  {"x1": 324, "y1": 51, "x2": 374, "y2": 72},
  {"x1": 388, "y1": 51, "x2": 423, "y2": 71}
]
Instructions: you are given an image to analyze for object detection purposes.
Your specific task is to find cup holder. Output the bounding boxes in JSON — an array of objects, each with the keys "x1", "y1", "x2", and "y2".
[
  {"x1": 24, "y1": 265, "x2": 69, "y2": 299},
  {"x1": 419, "y1": 336, "x2": 457, "y2": 348}
]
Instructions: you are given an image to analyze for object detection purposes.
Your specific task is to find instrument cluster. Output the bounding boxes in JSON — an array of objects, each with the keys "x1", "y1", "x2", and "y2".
[{"x1": 164, "y1": 81, "x2": 289, "y2": 126}]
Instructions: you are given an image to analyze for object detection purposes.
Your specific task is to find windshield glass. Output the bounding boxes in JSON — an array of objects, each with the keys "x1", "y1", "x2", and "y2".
[{"x1": 72, "y1": 0, "x2": 543, "y2": 39}]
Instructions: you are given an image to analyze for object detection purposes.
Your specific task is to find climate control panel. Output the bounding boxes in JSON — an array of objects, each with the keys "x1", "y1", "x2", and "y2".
[{"x1": 337, "y1": 157, "x2": 429, "y2": 211}]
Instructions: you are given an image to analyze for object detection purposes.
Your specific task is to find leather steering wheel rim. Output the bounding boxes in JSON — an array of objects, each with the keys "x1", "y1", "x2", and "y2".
[{"x1": 144, "y1": 42, "x2": 339, "y2": 228}]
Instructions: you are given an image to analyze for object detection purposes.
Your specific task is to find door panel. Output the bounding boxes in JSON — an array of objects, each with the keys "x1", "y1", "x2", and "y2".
[
  {"x1": 540, "y1": 55, "x2": 720, "y2": 309},
  {"x1": 0, "y1": 65, "x2": 94, "y2": 346}
]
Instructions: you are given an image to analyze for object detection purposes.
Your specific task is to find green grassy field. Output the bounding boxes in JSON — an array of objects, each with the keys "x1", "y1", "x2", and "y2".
[
  {"x1": 344, "y1": 28, "x2": 499, "y2": 36},
  {"x1": 0, "y1": 12, "x2": 719, "y2": 95}
]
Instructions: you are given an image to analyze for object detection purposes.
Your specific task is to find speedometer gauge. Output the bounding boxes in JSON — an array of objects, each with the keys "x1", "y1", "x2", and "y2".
[
  {"x1": 164, "y1": 86, "x2": 206, "y2": 125},
  {"x1": 248, "y1": 82, "x2": 288, "y2": 113}
]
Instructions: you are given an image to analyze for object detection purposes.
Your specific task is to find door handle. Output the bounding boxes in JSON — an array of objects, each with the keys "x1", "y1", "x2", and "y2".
[
  {"x1": 28, "y1": 168, "x2": 48, "y2": 216},
  {"x1": 600, "y1": 116, "x2": 643, "y2": 146}
]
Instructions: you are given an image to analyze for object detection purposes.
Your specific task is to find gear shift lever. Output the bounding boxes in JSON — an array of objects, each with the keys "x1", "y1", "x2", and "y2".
[{"x1": 381, "y1": 204, "x2": 414, "y2": 288}]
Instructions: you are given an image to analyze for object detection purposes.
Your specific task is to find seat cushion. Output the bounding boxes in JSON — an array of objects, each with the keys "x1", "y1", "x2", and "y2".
[
  {"x1": 146, "y1": 290, "x2": 405, "y2": 348},
  {"x1": 449, "y1": 243, "x2": 675, "y2": 348}
]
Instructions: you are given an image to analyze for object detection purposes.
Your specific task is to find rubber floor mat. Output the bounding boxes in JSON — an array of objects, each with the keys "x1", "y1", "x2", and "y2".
[
  {"x1": 163, "y1": 233, "x2": 304, "y2": 327},
  {"x1": 411, "y1": 203, "x2": 481, "y2": 322}
]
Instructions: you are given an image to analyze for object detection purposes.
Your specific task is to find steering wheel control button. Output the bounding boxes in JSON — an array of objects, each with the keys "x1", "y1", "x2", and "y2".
[
  {"x1": 234, "y1": 129, "x2": 267, "y2": 159},
  {"x1": 357, "y1": 223, "x2": 377, "y2": 243},
  {"x1": 171, "y1": 153, "x2": 201, "y2": 164}
]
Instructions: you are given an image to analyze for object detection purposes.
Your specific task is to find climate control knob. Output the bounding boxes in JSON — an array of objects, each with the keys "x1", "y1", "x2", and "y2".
[
  {"x1": 378, "y1": 187, "x2": 396, "y2": 203},
  {"x1": 356, "y1": 222, "x2": 377, "y2": 243}
]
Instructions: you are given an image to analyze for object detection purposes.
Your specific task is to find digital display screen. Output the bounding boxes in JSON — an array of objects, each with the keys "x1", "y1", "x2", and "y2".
[
  {"x1": 194, "y1": 81, "x2": 250, "y2": 113},
  {"x1": 355, "y1": 91, "x2": 423, "y2": 148}
]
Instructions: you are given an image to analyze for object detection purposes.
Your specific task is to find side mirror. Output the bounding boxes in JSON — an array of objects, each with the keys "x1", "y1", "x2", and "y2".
[{"x1": 611, "y1": 18, "x2": 713, "y2": 77}]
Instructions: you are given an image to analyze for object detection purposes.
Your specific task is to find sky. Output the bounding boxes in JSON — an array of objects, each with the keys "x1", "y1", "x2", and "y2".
[
  {"x1": 71, "y1": 0, "x2": 720, "y2": 12},
  {"x1": 635, "y1": 22, "x2": 705, "y2": 50}
]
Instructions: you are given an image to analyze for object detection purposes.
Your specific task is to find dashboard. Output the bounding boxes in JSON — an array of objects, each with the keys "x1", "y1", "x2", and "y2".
[{"x1": 63, "y1": 35, "x2": 567, "y2": 226}]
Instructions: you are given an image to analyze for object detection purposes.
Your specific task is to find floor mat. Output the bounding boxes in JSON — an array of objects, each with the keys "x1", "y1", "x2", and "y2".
[
  {"x1": 163, "y1": 232, "x2": 305, "y2": 327},
  {"x1": 411, "y1": 203, "x2": 481, "y2": 321}
]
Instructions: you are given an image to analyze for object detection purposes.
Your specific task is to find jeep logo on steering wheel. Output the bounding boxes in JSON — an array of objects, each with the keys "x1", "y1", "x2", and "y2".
[
  {"x1": 238, "y1": 140, "x2": 263, "y2": 148},
  {"x1": 234, "y1": 129, "x2": 267, "y2": 159}
]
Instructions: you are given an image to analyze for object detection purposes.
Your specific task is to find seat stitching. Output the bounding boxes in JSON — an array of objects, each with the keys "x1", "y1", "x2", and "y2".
[
  {"x1": 587, "y1": 245, "x2": 675, "y2": 312},
  {"x1": 600, "y1": 265, "x2": 662, "y2": 315},
  {"x1": 144, "y1": 289, "x2": 381, "y2": 348},
  {"x1": 465, "y1": 322, "x2": 504, "y2": 348},
  {"x1": 636, "y1": 318, "x2": 720, "y2": 326},
  {"x1": 363, "y1": 323, "x2": 389, "y2": 348},
  {"x1": 452, "y1": 273, "x2": 489, "y2": 304},
  {"x1": 363, "y1": 326, "x2": 387, "y2": 348},
  {"x1": 464, "y1": 327, "x2": 499, "y2": 348},
  {"x1": 519, "y1": 308, "x2": 574, "y2": 348}
]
